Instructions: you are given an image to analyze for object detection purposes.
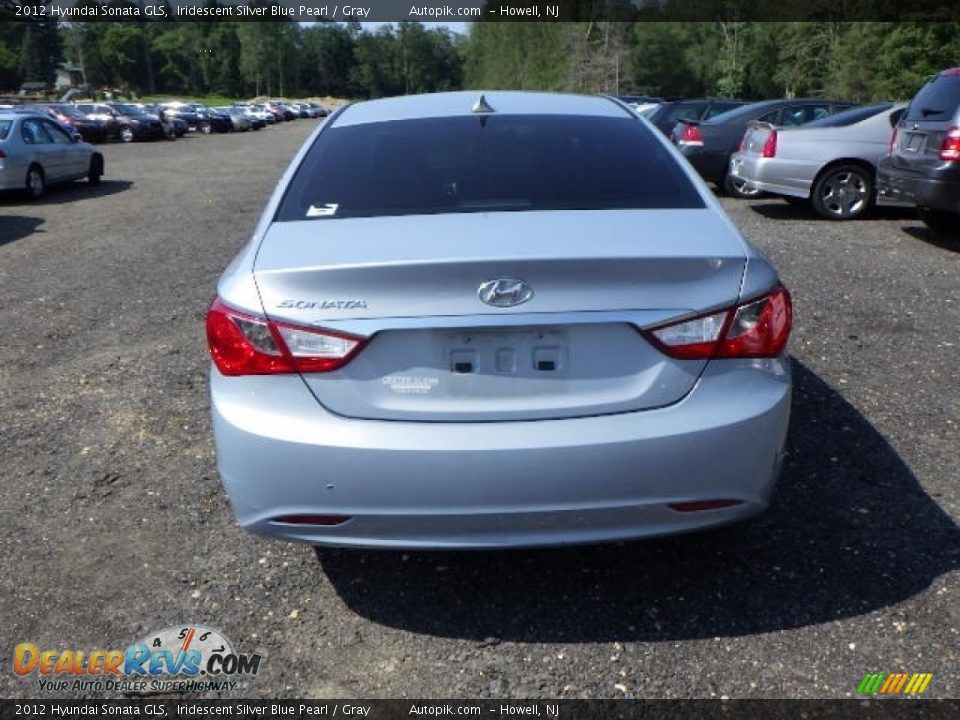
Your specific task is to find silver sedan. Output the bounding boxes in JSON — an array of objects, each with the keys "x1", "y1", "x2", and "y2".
[
  {"x1": 0, "y1": 111, "x2": 104, "y2": 198},
  {"x1": 206, "y1": 91, "x2": 793, "y2": 549},
  {"x1": 729, "y1": 103, "x2": 908, "y2": 219}
]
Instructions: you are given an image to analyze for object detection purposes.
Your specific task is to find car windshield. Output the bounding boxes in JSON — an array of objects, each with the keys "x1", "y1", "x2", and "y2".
[
  {"x1": 0, "y1": 119, "x2": 11, "y2": 139},
  {"x1": 803, "y1": 103, "x2": 894, "y2": 128},
  {"x1": 49, "y1": 105, "x2": 86, "y2": 119},
  {"x1": 277, "y1": 114, "x2": 705, "y2": 221},
  {"x1": 904, "y1": 73, "x2": 960, "y2": 122},
  {"x1": 111, "y1": 104, "x2": 148, "y2": 115}
]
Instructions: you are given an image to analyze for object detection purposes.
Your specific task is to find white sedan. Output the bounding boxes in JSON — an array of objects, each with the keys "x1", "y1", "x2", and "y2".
[{"x1": 0, "y1": 110, "x2": 104, "y2": 199}]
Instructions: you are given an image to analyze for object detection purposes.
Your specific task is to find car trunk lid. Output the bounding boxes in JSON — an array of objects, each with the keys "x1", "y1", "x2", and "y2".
[{"x1": 254, "y1": 210, "x2": 748, "y2": 421}]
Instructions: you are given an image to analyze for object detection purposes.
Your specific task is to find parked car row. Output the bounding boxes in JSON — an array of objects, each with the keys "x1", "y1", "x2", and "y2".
[
  {"x1": 0, "y1": 97, "x2": 328, "y2": 199},
  {"x1": 649, "y1": 71, "x2": 960, "y2": 232}
]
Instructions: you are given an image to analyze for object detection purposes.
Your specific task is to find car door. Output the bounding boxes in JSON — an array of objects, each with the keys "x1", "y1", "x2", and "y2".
[
  {"x1": 19, "y1": 117, "x2": 59, "y2": 179},
  {"x1": 42, "y1": 119, "x2": 86, "y2": 178}
]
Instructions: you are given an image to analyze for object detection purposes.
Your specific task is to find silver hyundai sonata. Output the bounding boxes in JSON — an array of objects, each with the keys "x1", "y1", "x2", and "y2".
[{"x1": 207, "y1": 91, "x2": 793, "y2": 549}]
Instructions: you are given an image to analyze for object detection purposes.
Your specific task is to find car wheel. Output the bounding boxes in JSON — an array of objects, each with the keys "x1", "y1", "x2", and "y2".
[
  {"x1": 25, "y1": 165, "x2": 46, "y2": 199},
  {"x1": 723, "y1": 172, "x2": 765, "y2": 199},
  {"x1": 119, "y1": 126, "x2": 134, "y2": 143},
  {"x1": 200, "y1": 121, "x2": 212, "y2": 135},
  {"x1": 88, "y1": 155, "x2": 103, "y2": 186},
  {"x1": 918, "y1": 207, "x2": 960, "y2": 233},
  {"x1": 812, "y1": 164, "x2": 873, "y2": 220}
]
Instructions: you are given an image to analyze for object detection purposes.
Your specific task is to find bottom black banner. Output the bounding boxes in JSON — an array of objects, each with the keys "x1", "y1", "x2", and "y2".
[{"x1": 1, "y1": 700, "x2": 958, "y2": 720}]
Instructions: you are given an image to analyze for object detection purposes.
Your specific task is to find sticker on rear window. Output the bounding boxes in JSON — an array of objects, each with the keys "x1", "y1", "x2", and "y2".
[{"x1": 306, "y1": 203, "x2": 338, "y2": 218}]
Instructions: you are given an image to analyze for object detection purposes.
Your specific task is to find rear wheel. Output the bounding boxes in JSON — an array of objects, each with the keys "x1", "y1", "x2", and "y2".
[
  {"x1": 723, "y1": 172, "x2": 764, "y2": 199},
  {"x1": 88, "y1": 155, "x2": 103, "y2": 185},
  {"x1": 119, "y1": 125, "x2": 134, "y2": 143},
  {"x1": 200, "y1": 121, "x2": 212, "y2": 135},
  {"x1": 812, "y1": 164, "x2": 873, "y2": 220},
  {"x1": 918, "y1": 207, "x2": 960, "y2": 233},
  {"x1": 25, "y1": 165, "x2": 46, "y2": 199}
]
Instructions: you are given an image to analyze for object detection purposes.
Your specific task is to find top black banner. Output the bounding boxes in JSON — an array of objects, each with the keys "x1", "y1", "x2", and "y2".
[{"x1": 0, "y1": 0, "x2": 958, "y2": 23}]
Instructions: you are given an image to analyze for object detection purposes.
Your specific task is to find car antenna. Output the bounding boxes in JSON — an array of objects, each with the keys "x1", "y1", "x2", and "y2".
[{"x1": 472, "y1": 95, "x2": 495, "y2": 114}]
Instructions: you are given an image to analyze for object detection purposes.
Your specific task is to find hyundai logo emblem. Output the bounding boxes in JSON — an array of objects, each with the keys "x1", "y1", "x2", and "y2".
[{"x1": 477, "y1": 278, "x2": 534, "y2": 308}]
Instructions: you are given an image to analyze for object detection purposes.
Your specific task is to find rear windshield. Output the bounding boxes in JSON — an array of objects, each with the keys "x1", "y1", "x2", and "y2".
[
  {"x1": 705, "y1": 103, "x2": 777, "y2": 125},
  {"x1": 0, "y1": 119, "x2": 10, "y2": 140},
  {"x1": 904, "y1": 74, "x2": 960, "y2": 122},
  {"x1": 804, "y1": 103, "x2": 893, "y2": 128},
  {"x1": 276, "y1": 114, "x2": 704, "y2": 221}
]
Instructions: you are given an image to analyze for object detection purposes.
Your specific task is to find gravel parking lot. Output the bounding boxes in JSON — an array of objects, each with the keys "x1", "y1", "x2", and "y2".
[{"x1": 1, "y1": 121, "x2": 958, "y2": 699}]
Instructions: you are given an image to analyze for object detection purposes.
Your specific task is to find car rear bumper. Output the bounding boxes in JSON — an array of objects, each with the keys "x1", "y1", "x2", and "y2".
[
  {"x1": 877, "y1": 158, "x2": 960, "y2": 213},
  {"x1": 729, "y1": 154, "x2": 813, "y2": 198},
  {"x1": 678, "y1": 146, "x2": 729, "y2": 186},
  {"x1": 211, "y1": 358, "x2": 791, "y2": 549}
]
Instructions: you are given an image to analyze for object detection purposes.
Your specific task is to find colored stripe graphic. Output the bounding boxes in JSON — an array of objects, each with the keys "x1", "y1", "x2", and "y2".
[
  {"x1": 914, "y1": 674, "x2": 933, "y2": 694},
  {"x1": 857, "y1": 672, "x2": 932, "y2": 695}
]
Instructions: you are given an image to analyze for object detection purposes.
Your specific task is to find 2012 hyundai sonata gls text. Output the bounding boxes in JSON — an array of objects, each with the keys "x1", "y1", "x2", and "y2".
[{"x1": 206, "y1": 91, "x2": 792, "y2": 549}]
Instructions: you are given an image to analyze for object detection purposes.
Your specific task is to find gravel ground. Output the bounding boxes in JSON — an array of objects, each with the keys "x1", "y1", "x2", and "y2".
[{"x1": 1, "y1": 121, "x2": 958, "y2": 700}]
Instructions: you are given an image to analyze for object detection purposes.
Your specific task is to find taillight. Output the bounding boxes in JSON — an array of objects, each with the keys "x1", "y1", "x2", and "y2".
[
  {"x1": 205, "y1": 297, "x2": 366, "y2": 376},
  {"x1": 940, "y1": 126, "x2": 960, "y2": 162},
  {"x1": 643, "y1": 285, "x2": 792, "y2": 360},
  {"x1": 677, "y1": 123, "x2": 704, "y2": 146},
  {"x1": 761, "y1": 130, "x2": 778, "y2": 158},
  {"x1": 888, "y1": 126, "x2": 899, "y2": 155}
]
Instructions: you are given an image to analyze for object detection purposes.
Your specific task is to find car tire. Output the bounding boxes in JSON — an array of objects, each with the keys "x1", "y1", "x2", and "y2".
[
  {"x1": 723, "y1": 172, "x2": 765, "y2": 199},
  {"x1": 25, "y1": 165, "x2": 46, "y2": 199},
  {"x1": 200, "y1": 121, "x2": 212, "y2": 135},
  {"x1": 812, "y1": 164, "x2": 874, "y2": 220},
  {"x1": 88, "y1": 155, "x2": 104, "y2": 186},
  {"x1": 119, "y1": 126, "x2": 134, "y2": 143},
  {"x1": 918, "y1": 207, "x2": 960, "y2": 233}
]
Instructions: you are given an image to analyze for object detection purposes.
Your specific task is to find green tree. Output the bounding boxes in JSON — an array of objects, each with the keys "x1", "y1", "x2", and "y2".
[{"x1": 19, "y1": 18, "x2": 61, "y2": 87}]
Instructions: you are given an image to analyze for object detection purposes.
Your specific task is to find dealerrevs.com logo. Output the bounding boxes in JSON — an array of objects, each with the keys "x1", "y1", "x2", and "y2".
[{"x1": 14, "y1": 625, "x2": 263, "y2": 693}]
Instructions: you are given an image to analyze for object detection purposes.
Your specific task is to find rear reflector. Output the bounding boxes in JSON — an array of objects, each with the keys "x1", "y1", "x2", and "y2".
[
  {"x1": 643, "y1": 285, "x2": 792, "y2": 360},
  {"x1": 270, "y1": 515, "x2": 351, "y2": 526},
  {"x1": 888, "y1": 126, "x2": 899, "y2": 155},
  {"x1": 669, "y1": 500, "x2": 743, "y2": 512},
  {"x1": 206, "y1": 296, "x2": 366, "y2": 376}
]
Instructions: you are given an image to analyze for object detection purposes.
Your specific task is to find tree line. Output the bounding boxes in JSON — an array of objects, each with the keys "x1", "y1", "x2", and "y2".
[{"x1": 1, "y1": 18, "x2": 958, "y2": 102}]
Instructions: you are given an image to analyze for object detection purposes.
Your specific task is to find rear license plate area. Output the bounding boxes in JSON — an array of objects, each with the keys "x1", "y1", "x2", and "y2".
[
  {"x1": 445, "y1": 328, "x2": 567, "y2": 378},
  {"x1": 905, "y1": 132, "x2": 925, "y2": 152}
]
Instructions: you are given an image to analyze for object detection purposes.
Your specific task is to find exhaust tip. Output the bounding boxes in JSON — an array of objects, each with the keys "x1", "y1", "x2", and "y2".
[
  {"x1": 270, "y1": 514, "x2": 351, "y2": 526},
  {"x1": 669, "y1": 499, "x2": 744, "y2": 513}
]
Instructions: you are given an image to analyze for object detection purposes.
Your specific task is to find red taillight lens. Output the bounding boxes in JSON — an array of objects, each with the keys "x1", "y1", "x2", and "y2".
[
  {"x1": 678, "y1": 123, "x2": 704, "y2": 146},
  {"x1": 888, "y1": 126, "x2": 899, "y2": 155},
  {"x1": 761, "y1": 130, "x2": 778, "y2": 158},
  {"x1": 643, "y1": 285, "x2": 792, "y2": 360},
  {"x1": 205, "y1": 297, "x2": 366, "y2": 376},
  {"x1": 939, "y1": 126, "x2": 960, "y2": 162}
]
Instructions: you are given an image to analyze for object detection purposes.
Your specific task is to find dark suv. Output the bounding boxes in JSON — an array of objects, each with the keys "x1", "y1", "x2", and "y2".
[{"x1": 878, "y1": 68, "x2": 960, "y2": 232}]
